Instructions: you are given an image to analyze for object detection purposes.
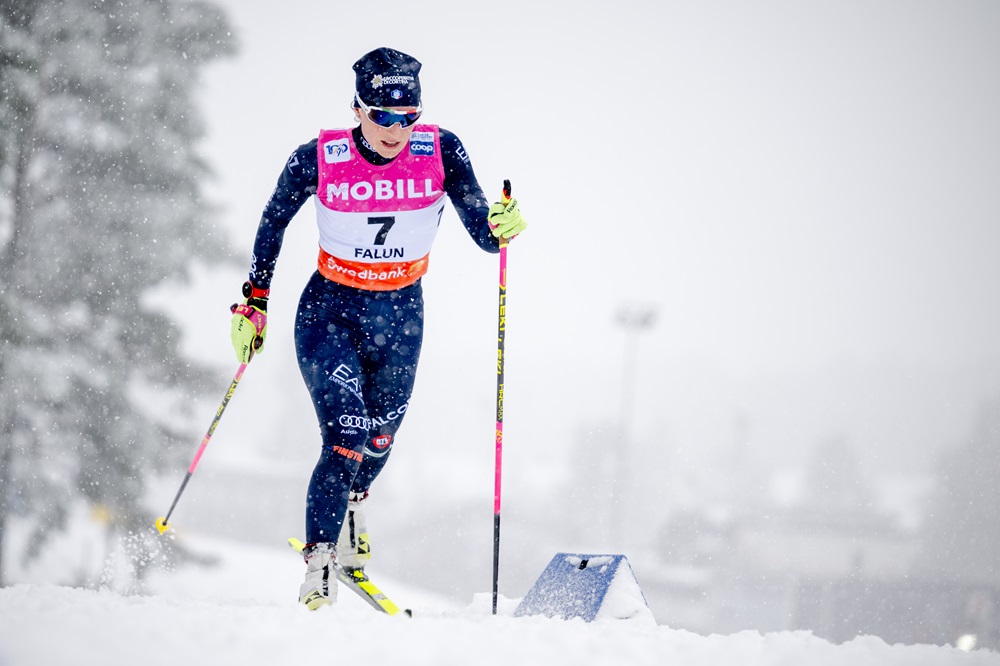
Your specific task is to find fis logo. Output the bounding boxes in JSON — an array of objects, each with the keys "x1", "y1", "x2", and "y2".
[
  {"x1": 323, "y1": 139, "x2": 351, "y2": 164},
  {"x1": 409, "y1": 131, "x2": 434, "y2": 156}
]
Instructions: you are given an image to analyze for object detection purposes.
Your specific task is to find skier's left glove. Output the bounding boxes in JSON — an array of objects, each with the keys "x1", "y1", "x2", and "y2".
[
  {"x1": 488, "y1": 197, "x2": 527, "y2": 240},
  {"x1": 230, "y1": 281, "x2": 268, "y2": 363}
]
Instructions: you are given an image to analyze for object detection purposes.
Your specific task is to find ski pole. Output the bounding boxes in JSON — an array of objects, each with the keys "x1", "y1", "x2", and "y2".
[
  {"x1": 492, "y1": 179, "x2": 511, "y2": 615},
  {"x1": 154, "y1": 361, "x2": 249, "y2": 534}
]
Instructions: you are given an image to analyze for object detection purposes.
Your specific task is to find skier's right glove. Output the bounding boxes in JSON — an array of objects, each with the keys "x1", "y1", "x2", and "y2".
[
  {"x1": 230, "y1": 281, "x2": 268, "y2": 363},
  {"x1": 487, "y1": 197, "x2": 527, "y2": 240}
]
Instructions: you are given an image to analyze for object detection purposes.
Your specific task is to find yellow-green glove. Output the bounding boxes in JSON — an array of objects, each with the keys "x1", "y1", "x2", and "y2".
[
  {"x1": 488, "y1": 197, "x2": 527, "y2": 240},
  {"x1": 230, "y1": 282, "x2": 268, "y2": 363}
]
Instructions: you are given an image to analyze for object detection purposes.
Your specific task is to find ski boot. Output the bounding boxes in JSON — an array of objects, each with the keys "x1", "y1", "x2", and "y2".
[
  {"x1": 337, "y1": 491, "x2": 371, "y2": 572},
  {"x1": 299, "y1": 542, "x2": 338, "y2": 610}
]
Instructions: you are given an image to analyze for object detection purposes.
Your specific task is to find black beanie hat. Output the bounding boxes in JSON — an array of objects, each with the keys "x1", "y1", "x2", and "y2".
[{"x1": 353, "y1": 47, "x2": 422, "y2": 108}]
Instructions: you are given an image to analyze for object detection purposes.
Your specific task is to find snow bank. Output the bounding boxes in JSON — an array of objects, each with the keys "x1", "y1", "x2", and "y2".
[
  {"x1": 0, "y1": 534, "x2": 997, "y2": 666},
  {"x1": 1, "y1": 583, "x2": 997, "y2": 666}
]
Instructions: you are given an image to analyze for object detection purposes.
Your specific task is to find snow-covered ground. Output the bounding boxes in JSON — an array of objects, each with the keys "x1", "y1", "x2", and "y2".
[{"x1": 1, "y1": 531, "x2": 997, "y2": 666}]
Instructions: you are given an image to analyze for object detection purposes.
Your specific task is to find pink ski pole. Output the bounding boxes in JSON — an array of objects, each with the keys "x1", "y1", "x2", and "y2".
[
  {"x1": 155, "y1": 361, "x2": 249, "y2": 534},
  {"x1": 492, "y1": 179, "x2": 512, "y2": 614}
]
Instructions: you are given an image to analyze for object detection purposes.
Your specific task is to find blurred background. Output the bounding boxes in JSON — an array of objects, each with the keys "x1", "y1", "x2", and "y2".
[{"x1": 2, "y1": 0, "x2": 999, "y2": 650}]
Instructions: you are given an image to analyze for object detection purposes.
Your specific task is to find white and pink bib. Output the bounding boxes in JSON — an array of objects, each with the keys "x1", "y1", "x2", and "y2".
[{"x1": 314, "y1": 125, "x2": 446, "y2": 290}]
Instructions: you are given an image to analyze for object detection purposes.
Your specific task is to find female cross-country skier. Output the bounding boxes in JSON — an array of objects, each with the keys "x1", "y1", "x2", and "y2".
[{"x1": 229, "y1": 47, "x2": 527, "y2": 609}]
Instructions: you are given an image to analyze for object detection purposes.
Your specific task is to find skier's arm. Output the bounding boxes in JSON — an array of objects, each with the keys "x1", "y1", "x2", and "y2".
[
  {"x1": 248, "y1": 140, "x2": 319, "y2": 289},
  {"x1": 440, "y1": 128, "x2": 501, "y2": 254}
]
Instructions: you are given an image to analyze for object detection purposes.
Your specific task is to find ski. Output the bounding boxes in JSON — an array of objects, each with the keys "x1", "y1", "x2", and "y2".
[{"x1": 287, "y1": 537, "x2": 411, "y2": 616}]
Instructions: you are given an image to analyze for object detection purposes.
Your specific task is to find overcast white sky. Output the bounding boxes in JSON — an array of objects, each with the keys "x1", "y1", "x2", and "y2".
[{"x1": 179, "y1": 0, "x2": 1000, "y2": 537}]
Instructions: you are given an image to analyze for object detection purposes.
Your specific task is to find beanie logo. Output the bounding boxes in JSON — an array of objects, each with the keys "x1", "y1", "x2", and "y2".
[{"x1": 371, "y1": 74, "x2": 414, "y2": 89}]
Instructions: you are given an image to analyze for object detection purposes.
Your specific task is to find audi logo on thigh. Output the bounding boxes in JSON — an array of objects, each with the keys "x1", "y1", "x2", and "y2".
[{"x1": 338, "y1": 414, "x2": 371, "y2": 430}]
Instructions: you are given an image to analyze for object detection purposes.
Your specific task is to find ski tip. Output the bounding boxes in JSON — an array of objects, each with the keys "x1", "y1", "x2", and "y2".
[
  {"x1": 154, "y1": 517, "x2": 170, "y2": 535},
  {"x1": 288, "y1": 537, "x2": 307, "y2": 553},
  {"x1": 502, "y1": 179, "x2": 511, "y2": 203},
  {"x1": 404, "y1": 608, "x2": 413, "y2": 618}
]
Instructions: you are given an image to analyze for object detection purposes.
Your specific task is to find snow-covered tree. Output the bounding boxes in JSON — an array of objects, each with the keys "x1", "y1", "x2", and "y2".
[
  {"x1": 917, "y1": 401, "x2": 1000, "y2": 585},
  {"x1": 801, "y1": 434, "x2": 875, "y2": 516},
  {"x1": 0, "y1": 0, "x2": 235, "y2": 586}
]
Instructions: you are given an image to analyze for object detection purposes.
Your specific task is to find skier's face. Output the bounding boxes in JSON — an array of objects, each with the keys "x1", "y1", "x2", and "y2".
[{"x1": 355, "y1": 105, "x2": 418, "y2": 159}]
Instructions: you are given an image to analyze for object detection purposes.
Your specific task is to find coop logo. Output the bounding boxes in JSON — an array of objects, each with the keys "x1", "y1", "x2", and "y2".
[
  {"x1": 409, "y1": 131, "x2": 434, "y2": 156},
  {"x1": 323, "y1": 139, "x2": 351, "y2": 164}
]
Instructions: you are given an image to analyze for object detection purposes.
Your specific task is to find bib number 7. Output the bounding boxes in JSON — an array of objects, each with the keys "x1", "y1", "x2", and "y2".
[{"x1": 368, "y1": 216, "x2": 396, "y2": 246}]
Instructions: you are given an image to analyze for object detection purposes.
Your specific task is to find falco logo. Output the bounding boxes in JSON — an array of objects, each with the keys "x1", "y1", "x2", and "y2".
[{"x1": 372, "y1": 435, "x2": 392, "y2": 450}]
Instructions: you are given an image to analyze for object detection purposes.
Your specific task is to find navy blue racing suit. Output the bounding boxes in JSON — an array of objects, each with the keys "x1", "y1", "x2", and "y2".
[{"x1": 247, "y1": 126, "x2": 498, "y2": 543}]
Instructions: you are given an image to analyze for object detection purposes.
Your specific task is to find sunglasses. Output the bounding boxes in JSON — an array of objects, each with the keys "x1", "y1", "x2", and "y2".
[{"x1": 355, "y1": 93, "x2": 422, "y2": 128}]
